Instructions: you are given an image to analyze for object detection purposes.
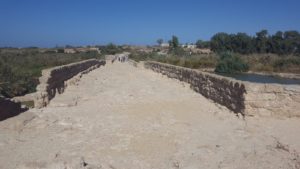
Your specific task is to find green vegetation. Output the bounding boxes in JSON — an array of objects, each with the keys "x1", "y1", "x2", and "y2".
[
  {"x1": 215, "y1": 52, "x2": 249, "y2": 73},
  {"x1": 156, "y1": 39, "x2": 164, "y2": 46},
  {"x1": 168, "y1": 36, "x2": 180, "y2": 49},
  {"x1": 131, "y1": 50, "x2": 300, "y2": 74},
  {"x1": 99, "y1": 43, "x2": 123, "y2": 55},
  {"x1": 196, "y1": 40, "x2": 210, "y2": 48},
  {"x1": 273, "y1": 58, "x2": 300, "y2": 72},
  {"x1": 244, "y1": 54, "x2": 300, "y2": 73},
  {"x1": 209, "y1": 30, "x2": 300, "y2": 55},
  {"x1": 133, "y1": 32, "x2": 300, "y2": 74},
  {"x1": 0, "y1": 48, "x2": 103, "y2": 98},
  {"x1": 130, "y1": 51, "x2": 218, "y2": 69},
  {"x1": 1, "y1": 29, "x2": 300, "y2": 98}
]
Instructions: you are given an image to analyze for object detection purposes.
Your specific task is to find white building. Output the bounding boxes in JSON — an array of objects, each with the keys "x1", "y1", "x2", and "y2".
[
  {"x1": 182, "y1": 44, "x2": 196, "y2": 49},
  {"x1": 160, "y1": 43, "x2": 170, "y2": 48},
  {"x1": 64, "y1": 48, "x2": 76, "y2": 54}
]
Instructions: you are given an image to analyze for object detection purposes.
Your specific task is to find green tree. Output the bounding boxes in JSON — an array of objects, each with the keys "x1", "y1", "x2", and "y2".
[
  {"x1": 196, "y1": 39, "x2": 210, "y2": 49},
  {"x1": 282, "y1": 31, "x2": 300, "y2": 54},
  {"x1": 255, "y1": 30, "x2": 269, "y2": 53},
  {"x1": 297, "y1": 44, "x2": 300, "y2": 55},
  {"x1": 230, "y1": 33, "x2": 254, "y2": 54},
  {"x1": 270, "y1": 31, "x2": 284, "y2": 54},
  {"x1": 209, "y1": 30, "x2": 300, "y2": 55},
  {"x1": 169, "y1": 36, "x2": 180, "y2": 49},
  {"x1": 196, "y1": 40, "x2": 210, "y2": 48},
  {"x1": 196, "y1": 40, "x2": 204, "y2": 48},
  {"x1": 157, "y1": 39, "x2": 164, "y2": 46},
  {"x1": 101, "y1": 43, "x2": 121, "y2": 55},
  {"x1": 210, "y1": 33, "x2": 232, "y2": 52}
]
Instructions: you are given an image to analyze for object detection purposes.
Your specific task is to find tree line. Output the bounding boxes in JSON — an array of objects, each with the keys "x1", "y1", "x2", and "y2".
[
  {"x1": 206, "y1": 30, "x2": 300, "y2": 55},
  {"x1": 153, "y1": 31, "x2": 300, "y2": 74}
]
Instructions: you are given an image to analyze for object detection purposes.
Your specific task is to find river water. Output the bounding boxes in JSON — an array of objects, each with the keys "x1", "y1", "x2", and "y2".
[{"x1": 217, "y1": 73, "x2": 300, "y2": 85}]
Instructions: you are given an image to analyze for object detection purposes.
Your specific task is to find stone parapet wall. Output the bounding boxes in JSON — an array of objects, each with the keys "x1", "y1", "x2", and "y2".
[
  {"x1": 144, "y1": 61, "x2": 300, "y2": 117},
  {"x1": 34, "y1": 59, "x2": 106, "y2": 108},
  {"x1": 144, "y1": 61, "x2": 246, "y2": 114}
]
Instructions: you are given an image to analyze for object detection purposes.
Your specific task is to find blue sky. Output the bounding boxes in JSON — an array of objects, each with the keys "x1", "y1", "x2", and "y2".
[{"x1": 0, "y1": 0, "x2": 300, "y2": 47}]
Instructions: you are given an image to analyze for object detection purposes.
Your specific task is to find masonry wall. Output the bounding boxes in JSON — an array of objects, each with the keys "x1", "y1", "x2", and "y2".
[
  {"x1": 34, "y1": 59, "x2": 106, "y2": 108},
  {"x1": 144, "y1": 61, "x2": 246, "y2": 114}
]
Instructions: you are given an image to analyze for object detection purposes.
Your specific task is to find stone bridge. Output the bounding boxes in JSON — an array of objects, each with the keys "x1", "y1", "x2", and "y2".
[{"x1": 0, "y1": 60, "x2": 300, "y2": 169}]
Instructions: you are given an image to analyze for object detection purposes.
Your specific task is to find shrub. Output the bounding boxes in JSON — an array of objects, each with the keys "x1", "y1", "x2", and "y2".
[
  {"x1": 169, "y1": 47, "x2": 186, "y2": 56},
  {"x1": 166, "y1": 56, "x2": 180, "y2": 65},
  {"x1": 215, "y1": 52, "x2": 249, "y2": 73},
  {"x1": 272, "y1": 57, "x2": 300, "y2": 73},
  {"x1": 99, "y1": 43, "x2": 122, "y2": 55}
]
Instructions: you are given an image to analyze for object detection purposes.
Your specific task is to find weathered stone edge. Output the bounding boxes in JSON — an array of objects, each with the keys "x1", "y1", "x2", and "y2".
[{"x1": 14, "y1": 59, "x2": 106, "y2": 108}]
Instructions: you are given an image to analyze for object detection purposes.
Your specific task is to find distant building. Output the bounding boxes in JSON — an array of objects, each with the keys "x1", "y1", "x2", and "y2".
[
  {"x1": 88, "y1": 47, "x2": 101, "y2": 54},
  {"x1": 66, "y1": 47, "x2": 101, "y2": 54},
  {"x1": 191, "y1": 48, "x2": 212, "y2": 54},
  {"x1": 138, "y1": 48, "x2": 153, "y2": 54},
  {"x1": 75, "y1": 48, "x2": 88, "y2": 53},
  {"x1": 182, "y1": 44, "x2": 196, "y2": 49},
  {"x1": 64, "y1": 48, "x2": 76, "y2": 54},
  {"x1": 157, "y1": 51, "x2": 168, "y2": 56},
  {"x1": 160, "y1": 43, "x2": 170, "y2": 48}
]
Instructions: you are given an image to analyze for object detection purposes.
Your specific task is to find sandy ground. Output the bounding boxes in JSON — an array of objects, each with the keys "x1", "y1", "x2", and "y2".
[{"x1": 0, "y1": 62, "x2": 300, "y2": 169}]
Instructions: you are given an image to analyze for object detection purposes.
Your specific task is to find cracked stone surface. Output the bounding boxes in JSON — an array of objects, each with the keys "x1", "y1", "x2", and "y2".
[{"x1": 0, "y1": 62, "x2": 300, "y2": 169}]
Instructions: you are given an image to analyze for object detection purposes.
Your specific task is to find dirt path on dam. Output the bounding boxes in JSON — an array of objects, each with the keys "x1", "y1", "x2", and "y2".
[{"x1": 1, "y1": 62, "x2": 300, "y2": 169}]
